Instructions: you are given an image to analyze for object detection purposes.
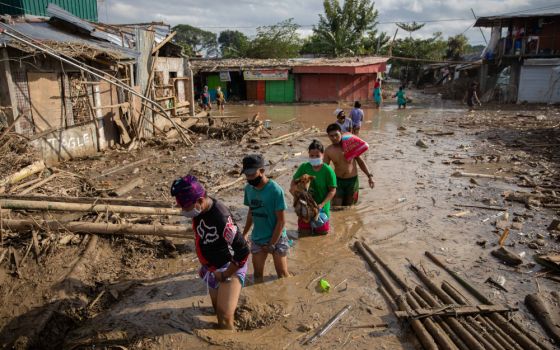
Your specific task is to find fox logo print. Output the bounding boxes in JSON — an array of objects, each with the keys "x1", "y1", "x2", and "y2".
[{"x1": 196, "y1": 219, "x2": 219, "y2": 244}]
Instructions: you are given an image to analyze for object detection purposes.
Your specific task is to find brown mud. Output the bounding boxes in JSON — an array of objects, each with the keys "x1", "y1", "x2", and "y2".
[{"x1": 1, "y1": 94, "x2": 559, "y2": 349}]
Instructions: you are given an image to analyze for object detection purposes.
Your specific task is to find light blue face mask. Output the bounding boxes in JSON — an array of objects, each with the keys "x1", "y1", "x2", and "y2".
[
  {"x1": 309, "y1": 157, "x2": 323, "y2": 166},
  {"x1": 182, "y1": 205, "x2": 201, "y2": 218}
]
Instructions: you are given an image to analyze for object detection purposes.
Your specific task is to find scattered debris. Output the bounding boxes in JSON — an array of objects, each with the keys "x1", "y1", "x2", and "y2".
[{"x1": 491, "y1": 247, "x2": 523, "y2": 266}]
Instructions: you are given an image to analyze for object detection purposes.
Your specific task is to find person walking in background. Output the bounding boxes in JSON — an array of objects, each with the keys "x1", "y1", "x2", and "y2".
[
  {"x1": 373, "y1": 78, "x2": 383, "y2": 109},
  {"x1": 334, "y1": 108, "x2": 353, "y2": 133},
  {"x1": 201, "y1": 85, "x2": 212, "y2": 111},
  {"x1": 241, "y1": 154, "x2": 290, "y2": 283},
  {"x1": 216, "y1": 86, "x2": 226, "y2": 115},
  {"x1": 350, "y1": 101, "x2": 364, "y2": 135},
  {"x1": 394, "y1": 86, "x2": 407, "y2": 109},
  {"x1": 464, "y1": 82, "x2": 481, "y2": 111}
]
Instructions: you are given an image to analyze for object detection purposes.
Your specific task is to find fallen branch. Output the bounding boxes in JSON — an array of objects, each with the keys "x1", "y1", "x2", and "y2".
[
  {"x1": 303, "y1": 305, "x2": 352, "y2": 345},
  {"x1": 95, "y1": 158, "x2": 151, "y2": 179},
  {"x1": 451, "y1": 171, "x2": 515, "y2": 182},
  {"x1": 19, "y1": 172, "x2": 58, "y2": 195},
  {"x1": 210, "y1": 176, "x2": 244, "y2": 192},
  {"x1": 0, "y1": 194, "x2": 170, "y2": 207},
  {"x1": 453, "y1": 204, "x2": 506, "y2": 211},
  {"x1": 109, "y1": 178, "x2": 144, "y2": 197},
  {"x1": 1, "y1": 219, "x2": 192, "y2": 238},
  {"x1": 0, "y1": 199, "x2": 180, "y2": 216},
  {"x1": 0, "y1": 160, "x2": 46, "y2": 189}
]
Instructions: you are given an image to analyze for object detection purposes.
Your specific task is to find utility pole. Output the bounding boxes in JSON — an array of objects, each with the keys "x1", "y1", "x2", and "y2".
[{"x1": 471, "y1": 8, "x2": 488, "y2": 45}]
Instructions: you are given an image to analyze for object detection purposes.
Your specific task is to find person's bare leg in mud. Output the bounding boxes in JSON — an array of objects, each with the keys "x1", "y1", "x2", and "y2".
[
  {"x1": 216, "y1": 278, "x2": 242, "y2": 329},
  {"x1": 272, "y1": 253, "x2": 288, "y2": 278},
  {"x1": 252, "y1": 250, "x2": 268, "y2": 283}
]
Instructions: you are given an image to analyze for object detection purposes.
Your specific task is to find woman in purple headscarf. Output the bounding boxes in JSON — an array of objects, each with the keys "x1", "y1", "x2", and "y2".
[{"x1": 171, "y1": 175, "x2": 250, "y2": 330}]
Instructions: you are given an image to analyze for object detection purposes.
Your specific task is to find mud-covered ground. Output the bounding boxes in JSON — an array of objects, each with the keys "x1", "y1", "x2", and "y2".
[{"x1": 1, "y1": 94, "x2": 559, "y2": 349}]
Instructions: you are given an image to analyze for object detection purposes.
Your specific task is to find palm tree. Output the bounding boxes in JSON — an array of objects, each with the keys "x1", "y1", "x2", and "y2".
[{"x1": 396, "y1": 21, "x2": 425, "y2": 38}]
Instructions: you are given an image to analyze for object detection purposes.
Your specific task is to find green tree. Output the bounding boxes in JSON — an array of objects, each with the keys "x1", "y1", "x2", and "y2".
[
  {"x1": 360, "y1": 30, "x2": 390, "y2": 55},
  {"x1": 172, "y1": 24, "x2": 218, "y2": 57},
  {"x1": 390, "y1": 32, "x2": 447, "y2": 84},
  {"x1": 446, "y1": 34, "x2": 468, "y2": 60},
  {"x1": 246, "y1": 19, "x2": 301, "y2": 59},
  {"x1": 311, "y1": 0, "x2": 383, "y2": 57},
  {"x1": 218, "y1": 30, "x2": 249, "y2": 58},
  {"x1": 395, "y1": 21, "x2": 425, "y2": 38}
]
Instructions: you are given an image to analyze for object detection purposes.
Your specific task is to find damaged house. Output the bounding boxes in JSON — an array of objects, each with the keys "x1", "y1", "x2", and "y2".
[
  {"x1": 0, "y1": 4, "x2": 194, "y2": 163},
  {"x1": 475, "y1": 10, "x2": 560, "y2": 104}
]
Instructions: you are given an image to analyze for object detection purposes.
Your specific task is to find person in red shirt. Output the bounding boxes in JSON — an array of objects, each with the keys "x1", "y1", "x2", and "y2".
[{"x1": 171, "y1": 175, "x2": 249, "y2": 330}]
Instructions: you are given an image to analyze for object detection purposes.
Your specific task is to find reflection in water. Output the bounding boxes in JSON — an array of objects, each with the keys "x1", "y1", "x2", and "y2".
[{"x1": 225, "y1": 103, "x2": 411, "y2": 132}]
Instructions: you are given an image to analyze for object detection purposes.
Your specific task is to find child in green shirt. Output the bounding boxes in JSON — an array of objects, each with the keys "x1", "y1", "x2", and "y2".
[{"x1": 290, "y1": 140, "x2": 337, "y2": 234}]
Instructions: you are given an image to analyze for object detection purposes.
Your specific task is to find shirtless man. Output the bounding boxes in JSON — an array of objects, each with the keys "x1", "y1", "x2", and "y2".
[{"x1": 323, "y1": 123, "x2": 375, "y2": 206}]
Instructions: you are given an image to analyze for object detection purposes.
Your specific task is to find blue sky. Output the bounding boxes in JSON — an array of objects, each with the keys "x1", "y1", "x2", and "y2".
[{"x1": 99, "y1": 0, "x2": 560, "y2": 45}]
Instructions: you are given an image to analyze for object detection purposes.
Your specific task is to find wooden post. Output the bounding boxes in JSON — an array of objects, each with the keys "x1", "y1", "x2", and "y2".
[{"x1": 1, "y1": 48, "x2": 20, "y2": 132}]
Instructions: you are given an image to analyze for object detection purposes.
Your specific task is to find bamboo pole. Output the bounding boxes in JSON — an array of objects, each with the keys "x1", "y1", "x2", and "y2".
[
  {"x1": 354, "y1": 242, "x2": 438, "y2": 350},
  {"x1": 0, "y1": 194, "x2": 170, "y2": 207},
  {"x1": 0, "y1": 199, "x2": 181, "y2": 216},
  {"x1": 0, "y1": 161, "x2": 46, "y2": 187},
  {"x1": 441, "y1": 281, "x2": 522, "y2": 350},
  {"x1": 412, "y1": 284, "x2": 485, "y2": 350},
  {"x1": 1, "y1": 219, "x2": 191, "y2": 238},
  {"x1": 19, "y1": 173, "x2": 58, "y2": 195},
  {"x1": 425, "y1": 251, "x2": 551, "y2": 350}
]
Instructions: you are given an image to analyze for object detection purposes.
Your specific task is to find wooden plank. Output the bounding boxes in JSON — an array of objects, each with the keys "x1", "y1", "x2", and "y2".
[
  {"x1": 27, "y1": 72, "x2": 64, "y2": 132},
  {"x1": 152, "y1": 31, "x2": 177, "y2": 54},
  {"x1": 394, "y1": 304, "x2": 517, "y2": 319}
]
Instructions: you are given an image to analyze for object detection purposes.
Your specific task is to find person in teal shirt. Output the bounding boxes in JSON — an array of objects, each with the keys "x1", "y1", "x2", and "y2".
[
  {"x1": 394, "y1": 86, "x2": 407, "y2": 109},
  {"x1": 241, "y1": 154, "x2": 289, "y2": 283},
  {"x1": 290, "y1": 140, "x2": 337, "y2": 235}
]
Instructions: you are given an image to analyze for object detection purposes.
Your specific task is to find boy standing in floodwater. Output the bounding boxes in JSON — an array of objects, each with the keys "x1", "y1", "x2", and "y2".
[
  {"x1": 241, "y1": 154, "x2": 289, "y2": 283},
  {"x1": 171, "y1": 175, "x2": 249, "y2": 330}
]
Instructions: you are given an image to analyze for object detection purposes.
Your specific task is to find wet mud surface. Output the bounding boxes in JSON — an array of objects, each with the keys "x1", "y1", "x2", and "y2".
[{"x1": 1, "y1": 95, "x2": 559, "y2": 349}]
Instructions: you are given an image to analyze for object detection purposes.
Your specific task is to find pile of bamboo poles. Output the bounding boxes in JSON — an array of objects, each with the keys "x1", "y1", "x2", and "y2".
[{"x1": 355, "y1": 241, "x2": 553, "y2": 350}]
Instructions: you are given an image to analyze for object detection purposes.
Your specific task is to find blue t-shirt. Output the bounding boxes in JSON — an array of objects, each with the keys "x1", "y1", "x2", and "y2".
[
  {"x1": 350, "y1": 108, "x2": 364, "y2": 127},
  {"x1": 336, "y1": 118, "x2": 353, "y2": 133},
  {"x1": 243, "y1": 179, "x2": 287, "y2": 245}
]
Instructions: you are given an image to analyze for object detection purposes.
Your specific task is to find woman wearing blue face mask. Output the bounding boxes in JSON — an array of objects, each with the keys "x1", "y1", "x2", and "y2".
[
  {"x1": 290, "y1": 140, "x2": 337, "y2": 235},
  {"x1": 170, "y1": 175, "x2": 249, "y2": 330}
]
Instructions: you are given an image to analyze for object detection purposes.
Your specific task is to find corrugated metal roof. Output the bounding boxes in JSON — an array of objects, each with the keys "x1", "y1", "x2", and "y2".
[
  {"x1": 0, "y1": 22, "x2": 139, "y2": 60},
  {"x1": 474, "y1": 11, "x2": 560, "y2": 27},
  {"x1": 191, "y1": 57, "x2": 390, "y2": 72}
]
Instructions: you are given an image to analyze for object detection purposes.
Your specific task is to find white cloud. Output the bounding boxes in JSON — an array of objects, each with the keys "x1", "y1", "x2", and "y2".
[{"x1": 102, "y1": 0, "x2": 558, "y2": 44}]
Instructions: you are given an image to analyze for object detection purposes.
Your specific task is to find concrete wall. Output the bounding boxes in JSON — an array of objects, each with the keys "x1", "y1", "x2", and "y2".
[{"x1": 31, "y1": 121, "x2": 98, "y2": 164}]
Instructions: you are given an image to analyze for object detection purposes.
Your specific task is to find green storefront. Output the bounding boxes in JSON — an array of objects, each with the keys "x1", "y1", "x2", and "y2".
[
  {"x1": 0, "y1": 0, "x2": 98, "y2": 21},
  {"x1": 265, "y1": 75, "x2": 295, "y2": 103}
]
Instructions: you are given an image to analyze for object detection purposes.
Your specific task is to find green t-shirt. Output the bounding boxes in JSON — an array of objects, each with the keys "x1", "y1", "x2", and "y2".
[
  {"x1": 243, "y1": 179, "x2": 287, "y2": 245},
  {"x1": 293, "y1": 163, "x2": 337, "y2": 217}
]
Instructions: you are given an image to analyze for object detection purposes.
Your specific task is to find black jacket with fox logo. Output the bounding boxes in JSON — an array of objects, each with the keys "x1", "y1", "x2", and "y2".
[{"x1": 192, "y1": 198, "x2": 249, "y2": 270}]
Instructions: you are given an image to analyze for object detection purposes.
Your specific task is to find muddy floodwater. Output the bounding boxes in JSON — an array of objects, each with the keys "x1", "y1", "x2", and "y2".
[{"x1": 2, "y1": 95, "x2": 559, "y2": 350}]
